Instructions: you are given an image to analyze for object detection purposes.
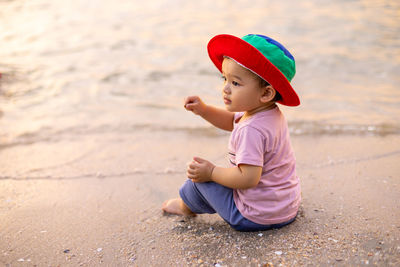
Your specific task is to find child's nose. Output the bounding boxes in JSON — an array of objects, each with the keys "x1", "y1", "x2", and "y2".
[{"x1": 223, "y1": 84, "x2": 231, "y2": 94}]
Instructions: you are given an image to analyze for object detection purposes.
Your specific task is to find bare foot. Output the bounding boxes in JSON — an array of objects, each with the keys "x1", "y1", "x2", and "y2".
[{"x1": 162, "y1": 198, "x2": 196, "y2": 216}]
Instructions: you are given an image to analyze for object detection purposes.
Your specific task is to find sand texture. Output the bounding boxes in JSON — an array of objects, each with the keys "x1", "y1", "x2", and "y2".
[{"x1": 1, "y1": 135, "x2": 399, "y2": 266}]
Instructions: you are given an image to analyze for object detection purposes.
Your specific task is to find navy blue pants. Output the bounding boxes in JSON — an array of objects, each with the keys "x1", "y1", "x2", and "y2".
[{"x1": 179, "y1": 180, "x2": 296, "y2": 232}]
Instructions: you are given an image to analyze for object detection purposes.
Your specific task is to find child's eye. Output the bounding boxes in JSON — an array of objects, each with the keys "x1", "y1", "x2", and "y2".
[
  {"x1": 221, "y1": 75, "x2": 227, "y2": 81},
  {"x1": 232, "y1": 81, "x2": 240, "y2": 86}
]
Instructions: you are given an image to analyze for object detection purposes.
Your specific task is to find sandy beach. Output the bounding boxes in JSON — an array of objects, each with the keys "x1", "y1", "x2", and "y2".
[{"x1": 1, "y1": 134, "x2": 399, "y2": 266}]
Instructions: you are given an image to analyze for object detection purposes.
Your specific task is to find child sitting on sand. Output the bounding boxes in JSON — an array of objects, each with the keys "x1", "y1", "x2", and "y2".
[{"x1": 162, "y1": 34, "x2": 301, "y2": 231}]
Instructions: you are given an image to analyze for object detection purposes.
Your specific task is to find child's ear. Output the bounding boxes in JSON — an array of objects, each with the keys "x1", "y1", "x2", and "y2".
[{"x1": 260, "y1": 85, "x2": 276, "y2": 103}]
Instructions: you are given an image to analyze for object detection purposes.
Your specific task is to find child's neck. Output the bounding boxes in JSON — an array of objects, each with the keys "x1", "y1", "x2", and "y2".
[{"x1": 242, "y1": 102, "x2": 277, "y2": 121}]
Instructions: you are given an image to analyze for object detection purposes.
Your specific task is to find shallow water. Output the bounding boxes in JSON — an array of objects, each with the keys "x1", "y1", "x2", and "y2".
[{"x1": 0, "y1": 0, "x2": 399, "y2": 175}]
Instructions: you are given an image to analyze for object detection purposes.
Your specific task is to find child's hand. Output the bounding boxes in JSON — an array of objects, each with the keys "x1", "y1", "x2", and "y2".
[
  {"x1": 184, "y1": 96, "x2": 206, "y2": 115},
  {"x1": 187, "y1": 157, "x2": 215, "y2": 183}
]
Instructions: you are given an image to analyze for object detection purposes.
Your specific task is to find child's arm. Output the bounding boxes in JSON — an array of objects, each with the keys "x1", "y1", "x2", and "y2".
[
  {"x1": 187, "y1": 157, "x2": 262, "y2": 189},
  {"x1": 184, "y1": 96, "x2": 234, "y2": 132}
]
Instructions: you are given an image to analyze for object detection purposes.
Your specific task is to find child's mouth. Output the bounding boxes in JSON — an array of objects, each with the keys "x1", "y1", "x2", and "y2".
[{"x1": 223, "y1": 97, "x2": 231, "y2": 104}]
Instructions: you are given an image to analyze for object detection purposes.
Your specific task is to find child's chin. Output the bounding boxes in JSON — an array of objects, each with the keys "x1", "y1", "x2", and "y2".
[
  {"x1": 225, "y1": 105, "x2": 234, "y2": 111},
  {"x1": 226, "y1": 106, "x2": 241, "y2": 113}
]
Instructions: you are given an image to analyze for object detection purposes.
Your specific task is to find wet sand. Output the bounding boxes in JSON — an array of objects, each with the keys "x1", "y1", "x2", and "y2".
[{"x1": 1, "y1": 134, "x2": 399, "y2": 266}]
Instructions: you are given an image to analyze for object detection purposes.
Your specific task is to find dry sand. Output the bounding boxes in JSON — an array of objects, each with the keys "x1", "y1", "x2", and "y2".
[{"x1": 1, "y1": 135, "x2": 400, "y2": 266}]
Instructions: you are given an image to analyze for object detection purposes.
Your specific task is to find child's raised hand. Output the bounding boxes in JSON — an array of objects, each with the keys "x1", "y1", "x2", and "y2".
[
  {"x1": 184, "y1": 96, "x2": 206, "y2": 115},
  {"x1": 187, "y1": 157, "x2": 215, "y2": 183}
]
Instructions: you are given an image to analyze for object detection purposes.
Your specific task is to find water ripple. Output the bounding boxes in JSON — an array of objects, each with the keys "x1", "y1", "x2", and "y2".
[
  {"x1": 1, "y1": 120, "x2": 399, "y2": 151},
  {"x1": 0, "y1": 169, "x2": 182, "y2": 181},
  {"x1": 289, "y1": 121, "x2": 400, "y2": 136}
]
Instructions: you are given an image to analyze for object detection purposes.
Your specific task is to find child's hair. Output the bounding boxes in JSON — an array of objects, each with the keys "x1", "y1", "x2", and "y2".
[{"x1": 257, "y1": 77, "x2": 282, "y2": 103}]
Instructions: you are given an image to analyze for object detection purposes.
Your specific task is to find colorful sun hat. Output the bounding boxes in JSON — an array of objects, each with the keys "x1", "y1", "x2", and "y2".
[{"x1": 207, "y1": 34, "x2": 300, "y2": 106}]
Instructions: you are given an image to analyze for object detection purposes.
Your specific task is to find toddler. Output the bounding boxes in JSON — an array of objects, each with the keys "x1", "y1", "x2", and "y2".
[{"x1": 162, "y1": 34, "x2": 301, "y2": 231}]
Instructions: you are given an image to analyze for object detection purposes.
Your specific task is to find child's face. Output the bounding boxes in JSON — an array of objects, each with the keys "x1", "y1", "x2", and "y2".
[{"x1": 221, "y1": 58, "x2": 265, "y2": 113}]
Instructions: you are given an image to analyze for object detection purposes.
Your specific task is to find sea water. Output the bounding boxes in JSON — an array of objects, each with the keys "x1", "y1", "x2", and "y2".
[{"x1": 0, "y1": 0, "x2": 399, "y2": 178}]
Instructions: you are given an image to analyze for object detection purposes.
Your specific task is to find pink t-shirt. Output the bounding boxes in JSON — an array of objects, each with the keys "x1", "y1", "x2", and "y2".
[{"x1": 229, "y1": 107, "x2": 301, "y2": 225}]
